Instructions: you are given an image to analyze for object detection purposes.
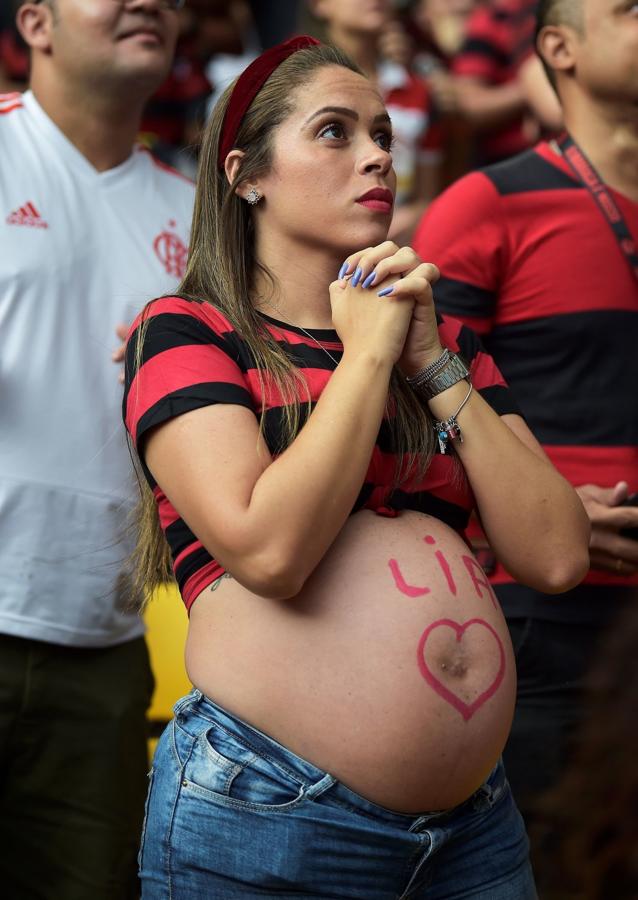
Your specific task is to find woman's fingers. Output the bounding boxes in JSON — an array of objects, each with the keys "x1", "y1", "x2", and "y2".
[
  {"x1": 339, "y1": 245, "x2": 439, "y2": 293},
  {"x1": 340, "y1": 243, "x2": 416, "y2": 288},
  {"x1": 339, "y1": 241, "x2": 397, "y2": 284},
  {"x1": 417, "y1": 261, "x2": 440, "y2": 285},
  {"x1": 364, "y1": 248, "x2": 419, "y2": 289},
  {"x1": 376, "y1": 267, "x2": 439, "y2": 303},
  {"x1": 371, "y1": 252, "x2": 438, "y2": 291}
]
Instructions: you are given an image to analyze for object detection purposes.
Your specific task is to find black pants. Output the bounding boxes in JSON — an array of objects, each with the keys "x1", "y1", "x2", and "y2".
[
  {"x1": 0, "y1": 633, "x2": 154, "y2": 900},
  {"x1": 503, "y1": 617, "x2": 614, "y2": 896}
]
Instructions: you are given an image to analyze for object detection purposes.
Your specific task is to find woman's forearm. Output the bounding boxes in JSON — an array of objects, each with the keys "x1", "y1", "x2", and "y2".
[{"x1": 226, "y1": 351, "x2": 394, "y2": 596}]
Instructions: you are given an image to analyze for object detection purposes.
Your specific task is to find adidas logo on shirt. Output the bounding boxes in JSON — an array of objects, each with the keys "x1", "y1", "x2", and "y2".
[{"x1": 6, "y1": 201, "x2": 48, "y2": 229}]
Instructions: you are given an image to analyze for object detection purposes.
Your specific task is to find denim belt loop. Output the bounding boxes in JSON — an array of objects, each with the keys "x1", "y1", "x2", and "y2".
[
  {"x1": 472, "y1": 781, "x2": 494, "y2": 813},
  {"x1": 173, "y1": 688, "x2": 201, "y2": 718},
  {"x1": 304, "y1": 772, "x2": 337, "y2": 801}
]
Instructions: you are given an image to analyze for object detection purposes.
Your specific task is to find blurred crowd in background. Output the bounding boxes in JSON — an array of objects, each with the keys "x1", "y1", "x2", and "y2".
[{"x1": 0, "y1": 0, "x2": 561, "y2": 236}]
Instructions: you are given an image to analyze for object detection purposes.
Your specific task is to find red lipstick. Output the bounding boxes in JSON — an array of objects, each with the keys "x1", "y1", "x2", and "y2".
[{"x1": 356, "y1": 187, "x2": 394, "y2": 214}]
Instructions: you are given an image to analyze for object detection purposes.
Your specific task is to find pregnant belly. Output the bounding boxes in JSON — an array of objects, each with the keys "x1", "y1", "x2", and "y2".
[{"x1": 186, "y1": 510, "x2": 516, "y2": 812}]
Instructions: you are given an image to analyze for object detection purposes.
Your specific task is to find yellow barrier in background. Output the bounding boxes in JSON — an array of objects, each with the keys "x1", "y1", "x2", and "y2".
[{"x1": 144, "y1": 583, "x2": 191, "y2": 756}]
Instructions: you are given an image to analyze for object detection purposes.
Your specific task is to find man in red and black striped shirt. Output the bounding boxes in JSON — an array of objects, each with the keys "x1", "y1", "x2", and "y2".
[
  {"x1": 452, "y1": 0, "x2": 538, "y2": 163},
  {"x1": 414, "y1": 0, "x2": 638, "y2": 882}
]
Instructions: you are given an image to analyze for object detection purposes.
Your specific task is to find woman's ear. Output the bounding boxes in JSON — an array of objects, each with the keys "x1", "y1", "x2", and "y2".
[
  {"x1": 224, "y1": 148, "x2": 245, "y2": 187},
  {"x1": 224, "y1": 149, "x2": 263, "y2": 204}
]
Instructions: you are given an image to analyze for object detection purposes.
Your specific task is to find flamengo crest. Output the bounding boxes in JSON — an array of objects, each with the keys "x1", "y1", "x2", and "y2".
[{"x1": 153, "y1": 220, "x2": 188, "y2": 278}]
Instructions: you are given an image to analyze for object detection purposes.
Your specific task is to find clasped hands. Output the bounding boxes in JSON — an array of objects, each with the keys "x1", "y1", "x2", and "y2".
[{"x1": 329, "y1": 241, "x2": 441, "y2": 375}]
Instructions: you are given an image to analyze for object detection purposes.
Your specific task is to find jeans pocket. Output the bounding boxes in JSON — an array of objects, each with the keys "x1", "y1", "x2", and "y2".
[{"x1": 181, "y1": 724, "x2": 307, "y2": 812}]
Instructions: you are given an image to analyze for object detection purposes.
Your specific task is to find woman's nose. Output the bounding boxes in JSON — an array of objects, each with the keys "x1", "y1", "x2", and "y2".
[{"x1": 357, "y1": 140, "x2": 392, "y2": 176}]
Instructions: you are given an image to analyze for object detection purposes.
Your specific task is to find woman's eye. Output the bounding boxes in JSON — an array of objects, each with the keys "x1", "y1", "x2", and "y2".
[
  {"x1": 318, "y1": 122, "x2": 347, "y2": 140},
  {"x1": 375, "y1": 131, "x2": 395, "y2": 152}
]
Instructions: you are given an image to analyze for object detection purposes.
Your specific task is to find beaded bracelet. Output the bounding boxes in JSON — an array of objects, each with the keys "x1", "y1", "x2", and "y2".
[
  {"x1": 434, "y1": 383, "x2": 473, "y2": 454},
  {"x1": 407, "y1": 351, "x2": 470, "y2": 401},
  {"x1": 406, "y1": 349, "x2": 451, "y2": 392}
]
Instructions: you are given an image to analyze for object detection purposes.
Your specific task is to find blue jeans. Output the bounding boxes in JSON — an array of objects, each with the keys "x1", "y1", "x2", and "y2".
[{"x1": 140, "y1": 690, "x2": 536, "y2": 899}]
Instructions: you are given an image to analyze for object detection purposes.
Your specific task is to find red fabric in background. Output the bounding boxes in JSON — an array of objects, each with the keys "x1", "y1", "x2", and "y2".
[{"x1": 0, "y1": 29, "x2": 29, "y2": 83}]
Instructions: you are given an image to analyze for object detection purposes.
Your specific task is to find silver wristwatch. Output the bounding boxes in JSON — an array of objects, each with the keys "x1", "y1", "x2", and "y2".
[{"x1": 407, "y1": 352, "x2": 470, "y2": 400}]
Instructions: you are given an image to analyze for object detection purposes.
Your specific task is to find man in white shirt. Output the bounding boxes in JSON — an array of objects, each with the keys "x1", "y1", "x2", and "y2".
[{"x1": 0, "y1": 2, "x2": 194, "y2": 897}]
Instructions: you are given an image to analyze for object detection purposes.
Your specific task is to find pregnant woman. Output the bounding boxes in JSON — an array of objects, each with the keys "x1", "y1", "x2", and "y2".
[{"x1": 124, "y1": 37, "x2": 589, "y2": 899}]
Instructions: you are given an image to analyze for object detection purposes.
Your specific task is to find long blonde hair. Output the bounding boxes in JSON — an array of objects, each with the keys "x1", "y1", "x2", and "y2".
[{"x1": 128, "y1": 43, "x2": 437, "y2": 608}]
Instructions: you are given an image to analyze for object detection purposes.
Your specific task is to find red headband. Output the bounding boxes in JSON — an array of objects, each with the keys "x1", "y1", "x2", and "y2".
[{"x1": 217, "y1": 35, "x2": 321, "y2": 170}]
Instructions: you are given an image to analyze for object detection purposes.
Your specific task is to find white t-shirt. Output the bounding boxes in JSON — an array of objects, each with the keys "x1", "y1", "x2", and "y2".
[{"x1": 0, "y1": 91, "x2": 195, "y2": 647}]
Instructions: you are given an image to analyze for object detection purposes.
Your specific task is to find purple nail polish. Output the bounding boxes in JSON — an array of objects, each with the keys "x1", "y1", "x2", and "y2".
[
  {"x1": 352, "y1": 266, "x2": 363, "y2": 287},
  {"x1": 377, "y1": 285, "x2": 394, "y2": 297},
  {"x1": 362, "y1": 271, "x2": 377, "y2": 289},
  {"x1": 338, "y1": 261, "x2": 350, "y2": 279}
]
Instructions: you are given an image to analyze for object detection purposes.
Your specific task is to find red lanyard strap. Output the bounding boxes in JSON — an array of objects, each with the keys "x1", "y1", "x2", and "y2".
[{"x1": 557, "y1": 133, "x2": 638, "y2": 284}]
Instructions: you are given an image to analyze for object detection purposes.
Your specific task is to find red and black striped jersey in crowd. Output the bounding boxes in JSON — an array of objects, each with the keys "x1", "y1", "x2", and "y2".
[
  {"x1": 377, "y1": 61, "x2": 443, "y2": 206},
  {"x1": 413, "y1": 141, "x2": 638, "y2": 620},
  {"x1": 141, "y1": 36, "x2": 211, "y2": 148},
  {"x1": 452, "y1": 0, "x2": 537, "y2": 164},
  {"x1": 123, "y1": 297, "x2": 519, "y2": 612}
]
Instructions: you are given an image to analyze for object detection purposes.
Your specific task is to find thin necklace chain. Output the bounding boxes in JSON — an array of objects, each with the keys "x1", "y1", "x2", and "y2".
[
  {"x1": 261, "y1": 300, "x2": 340, "y2": 366},
  {"x1": 295, "y1": 324, "x2": 340, "y2": 366}
]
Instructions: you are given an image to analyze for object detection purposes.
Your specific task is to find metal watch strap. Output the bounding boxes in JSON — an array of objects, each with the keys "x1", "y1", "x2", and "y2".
[
  {"x1": 405, "y1": 349, "x2": 450, "y2": 391},
  {"x1": 409, "y1": 352, "x2": 470, "y2": 400}
]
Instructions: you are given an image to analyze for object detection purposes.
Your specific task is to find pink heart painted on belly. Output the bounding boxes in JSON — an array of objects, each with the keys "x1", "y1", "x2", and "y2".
[{"x1": 417, "y1": 618, "x2": 506, "y2": 721}]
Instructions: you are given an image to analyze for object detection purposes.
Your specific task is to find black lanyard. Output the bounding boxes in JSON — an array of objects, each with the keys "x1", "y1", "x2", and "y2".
[{"x1": 557, "y1": 133, "x2": 638, "y2": 284}]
